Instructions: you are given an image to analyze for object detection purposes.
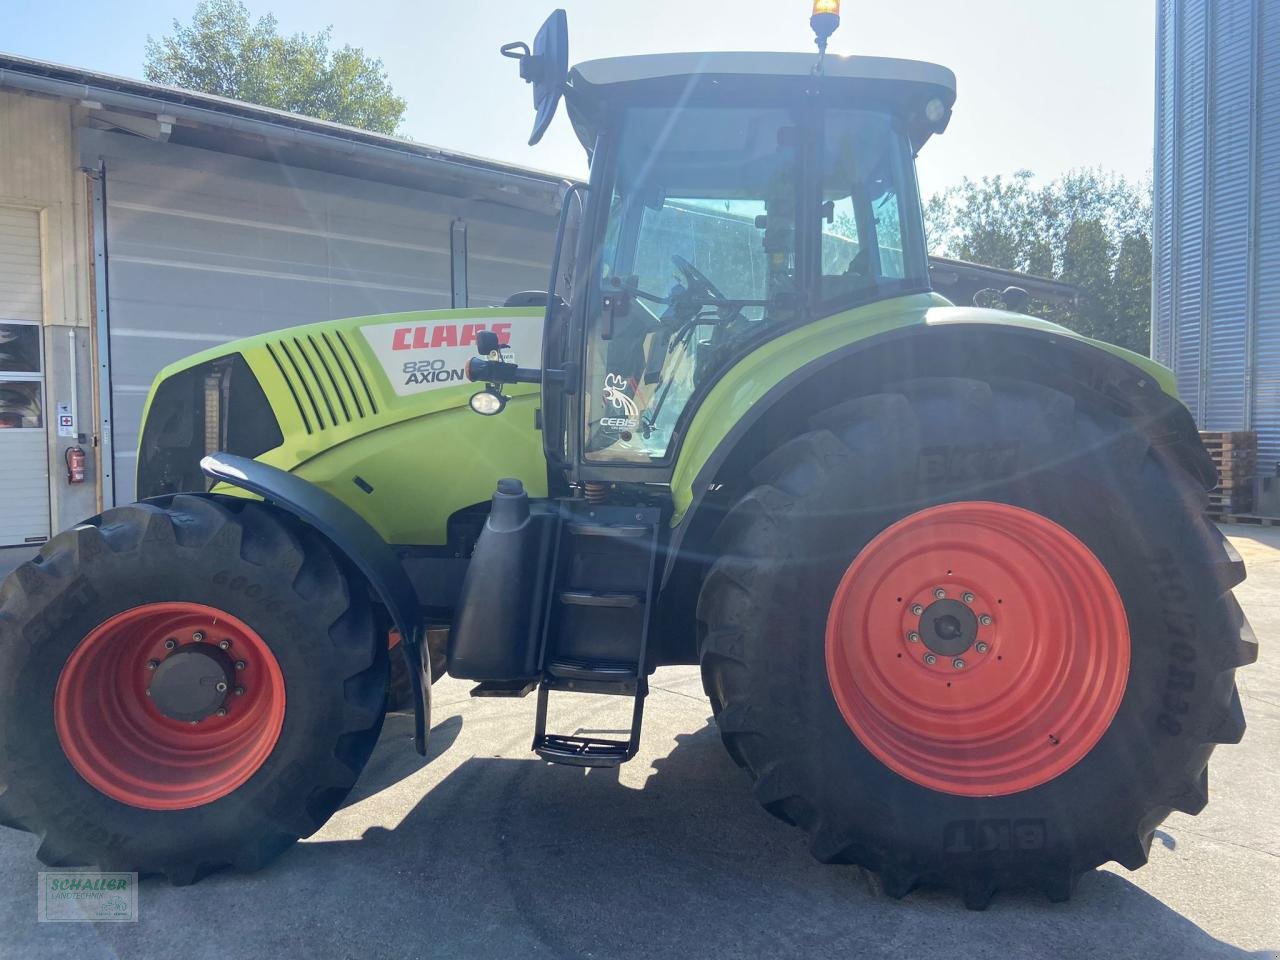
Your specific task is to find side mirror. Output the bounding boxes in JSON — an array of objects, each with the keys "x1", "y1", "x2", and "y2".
[
  {"x1": 500, "y1": 9, "x2": 569, "y2": 146},
  {"x1": 475, "y1": 330, "x2": 504, "y2": 356},
  {"x1": 1001, "y1": 286, "x2": 1030, "y2": 313}
]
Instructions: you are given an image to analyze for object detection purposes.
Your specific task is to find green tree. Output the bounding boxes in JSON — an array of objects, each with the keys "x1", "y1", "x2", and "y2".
[
  {"x1": 144, "y1": 0, "x2": 406, "y2": 134},
  {"x1": 926, "y1": 168, "x2": 1152, "y2": 354}
]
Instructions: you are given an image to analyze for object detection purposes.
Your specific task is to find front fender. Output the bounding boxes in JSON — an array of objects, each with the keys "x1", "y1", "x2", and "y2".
[{"x1": 200, "y1": 453, "x2": 431, "y2": 755}]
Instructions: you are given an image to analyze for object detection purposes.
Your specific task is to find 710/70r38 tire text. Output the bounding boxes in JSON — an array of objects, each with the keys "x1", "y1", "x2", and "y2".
[{"x1": 697, "y1": 376, "x2": 1256, "y2": 908}]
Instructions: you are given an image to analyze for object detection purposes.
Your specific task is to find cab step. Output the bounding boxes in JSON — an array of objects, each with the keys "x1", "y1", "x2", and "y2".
[
  {"x1": 532, "y1": 502, "x2": 662, "y2": 768},
  {"x1": 567, "y1": 522, "x2": 652, "y2": 538},
  {"x1": 469, "y1": 679, "x2": 538, "y2": 698},
  {"x1": 558, "y1": 590, "x2": 642, "y2": 608},
  {"x1": 546, "y1": 657, "x2": 638, "y2": 694},
  {"x1": 534, "y1": 733, "x2": 633, "y2": 768}
]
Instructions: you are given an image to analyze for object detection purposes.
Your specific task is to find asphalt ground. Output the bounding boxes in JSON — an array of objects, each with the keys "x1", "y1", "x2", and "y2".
[{"x1": 0, "y1": 524, "x2": 1276, "y2": 959}]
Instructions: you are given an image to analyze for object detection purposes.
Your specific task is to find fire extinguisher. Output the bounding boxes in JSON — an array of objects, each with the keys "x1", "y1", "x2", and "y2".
[{"x1": 65, "y1": 445, "x2": 86, "y2": 484}]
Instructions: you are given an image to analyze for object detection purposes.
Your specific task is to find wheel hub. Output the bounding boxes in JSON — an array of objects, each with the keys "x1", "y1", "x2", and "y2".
[
  {"x1": 148, "y1": 645, "x2": 236, "y2": 723},
  {"x1": 918, "y1": 598, "x2": 978, "y2": 656},
  {"x1": 54, "y1": 602, "x2": 285, "y2": 810},
  {"x1": 824, "y1": 501, "x2": 1131, "y2": 797}
]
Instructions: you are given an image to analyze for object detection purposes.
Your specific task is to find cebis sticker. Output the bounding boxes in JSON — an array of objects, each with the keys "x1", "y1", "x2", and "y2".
[{"x1": 359, "y1": 314, "x2": 544, "y2": 397}]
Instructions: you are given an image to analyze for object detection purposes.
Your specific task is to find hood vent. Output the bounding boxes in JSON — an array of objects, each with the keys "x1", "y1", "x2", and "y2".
[{"x1": 264, "y1": 330, "x2": 378, "y2": 434}]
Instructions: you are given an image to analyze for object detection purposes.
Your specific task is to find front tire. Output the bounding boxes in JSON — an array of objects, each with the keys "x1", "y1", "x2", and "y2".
[
  {"x1": 697, "y1": 377, "x2": 1256, "y2": 907},
  {"x1": 0, "y1": 496, "x2": 387, "y2": 883}
]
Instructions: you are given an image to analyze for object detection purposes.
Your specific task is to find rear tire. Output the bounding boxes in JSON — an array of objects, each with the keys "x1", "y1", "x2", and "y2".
[
  {"x1": 0, "y1": 496, "x2": 388, "y2": 883},
  {"x1": 697, "y1": 377, "x2": 1256, "y2": 908}
]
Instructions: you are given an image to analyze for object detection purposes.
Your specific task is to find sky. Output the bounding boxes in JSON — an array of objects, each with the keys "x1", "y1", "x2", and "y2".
[{"x1": 3, "y1": 0, "x2": 1156, "y2": 198}]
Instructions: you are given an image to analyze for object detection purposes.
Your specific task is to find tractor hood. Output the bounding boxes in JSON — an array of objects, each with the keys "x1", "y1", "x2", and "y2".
[{"x1": 134, "y1": 307, "x2": 549, "y2": 545}]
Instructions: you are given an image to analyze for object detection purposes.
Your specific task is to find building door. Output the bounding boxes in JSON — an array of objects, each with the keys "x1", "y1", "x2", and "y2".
[
  {"x1": 0, "y1": 206, "x2": 51, "y2": 547},
  {"x1": 82, "y1": 131, "x2": 555, "y2": 501}
]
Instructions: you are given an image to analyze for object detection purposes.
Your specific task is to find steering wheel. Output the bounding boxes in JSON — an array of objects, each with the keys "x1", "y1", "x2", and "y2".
[{"x1": 672, "y1": 254, "x2": 726, "y2": 301}]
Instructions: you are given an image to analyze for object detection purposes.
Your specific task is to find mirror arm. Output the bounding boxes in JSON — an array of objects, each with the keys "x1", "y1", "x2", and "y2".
[
  {"x1": 466, "y1": 358, "x2": 543, "y2": 385},
  {"x1": 466, "y1": 357, "x2": 571, "y2": 390}
]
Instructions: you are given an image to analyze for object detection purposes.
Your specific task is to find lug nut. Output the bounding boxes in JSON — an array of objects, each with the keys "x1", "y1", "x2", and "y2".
[
  {"x1": 975, "y1": 642, "x2": 989, "y2": 654},
  {"x1": 953, "y1": 658, "x2": 966, "y2": 669},
  {"x1": 218, "y1": 639, "x2": 231, "y2": 651},
  {"x1": 933, "y1": 587, "x2": 946, "y2": 599},
  {"x1": 234, "y1": 660, "x2": 246, "y2": 671},
  {"x1": 215, "y1": 681, "x2": 228, "y2": 693},
  {"x1": 962, "y1": 592, "x2": 975, "y2": 604},
  {"x1": 923, "y1": 653, "x2": 937, "y2": 665},
  {"x1": 146, "y1": 659, "x2": 160, "y2": 671},
  {"x1": 192, "y1": 631, "x2": 205, "y2": 642},
  {"x1": 910, "y1": 603, "x2": 924, "y2": 616},
  {"x1": 164, "y1": 638, "x2": 177, "y2": 650},
  {"x1": 215, "y1": 707, "x2": 227, "y2": 717},
  {"x1": 189, "y1": 720, "x2": 200, "y2": 726},
  {"x1": 907, "y1": 631, "x2": 920, "y2": 643},
  {"x1": 234, "y1": 686, "x2": 245, "y2": 696},
  {"x1": 979, "y1": 614, "x2": 993, "y2": 626}
]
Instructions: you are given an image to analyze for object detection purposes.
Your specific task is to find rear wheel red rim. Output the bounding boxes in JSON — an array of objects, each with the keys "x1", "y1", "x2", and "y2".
[
  {"x1": 54, "y1": 602, "x2": 286, "y2": 811},
  {"x1": 825, "y1": 501, "x2": 1130, "y2": 797}
]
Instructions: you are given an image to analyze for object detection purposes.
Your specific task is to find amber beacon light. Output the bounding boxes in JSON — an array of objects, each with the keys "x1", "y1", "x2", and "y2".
[{"x1": 811, "y1": 0, "x2": 841, "y2": 54}]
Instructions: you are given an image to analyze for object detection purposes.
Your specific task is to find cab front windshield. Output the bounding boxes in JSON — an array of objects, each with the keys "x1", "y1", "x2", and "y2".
[{"x1": 584, "y1": 103, "x2": 926, "y2": 462}]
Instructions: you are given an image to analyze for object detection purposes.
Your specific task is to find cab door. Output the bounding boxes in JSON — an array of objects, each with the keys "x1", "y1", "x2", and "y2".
[{"x1": 574, "y1": 102, "x2": 804, "y2": 485}]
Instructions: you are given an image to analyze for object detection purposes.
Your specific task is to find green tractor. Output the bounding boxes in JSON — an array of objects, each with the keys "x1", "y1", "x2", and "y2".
[{"x1": 0, "y1": 7, "x2": 1255, "y2": 907}]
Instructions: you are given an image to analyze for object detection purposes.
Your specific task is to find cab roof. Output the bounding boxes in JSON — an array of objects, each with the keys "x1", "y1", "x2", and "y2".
[
  {"x1": 565, "y1": 52, "x2": 957, "y2": 153},
  {"x1": 570, "y1": 52, "x2": 956, "y2": 94}
]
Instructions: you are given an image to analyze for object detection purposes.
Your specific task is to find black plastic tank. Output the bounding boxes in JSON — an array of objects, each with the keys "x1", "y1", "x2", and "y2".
[{"x1": 447, "y1": 479, "x2": 553, "y2": 681}]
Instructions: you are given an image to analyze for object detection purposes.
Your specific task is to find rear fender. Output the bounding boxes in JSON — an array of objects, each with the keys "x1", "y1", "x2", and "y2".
[
  {"x1": 200, "y1": 453, "x2": 431, "y2": 755},
  {"x1": 663, "y1": 321, "x2": 1209, "y2": 588}
]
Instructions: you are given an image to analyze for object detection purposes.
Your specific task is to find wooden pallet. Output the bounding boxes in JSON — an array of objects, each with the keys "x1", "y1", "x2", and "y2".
[
  {"x1": 1200, "y1": 431, "x2": 1259, "y2": 518},
  {"x1": 1214, "y1": 456, "x2": 1257, "y2": 470},
  {"x1": 1200, "y1": 430, "x2": 1255, "y2": 444},
  {"x1": 1216, "y1": 464, "x2": 1256, "y2": 478},
  {"x1": 1215, "y1": 482, "x2": 1254, "y2": 493},
  {"x1": 1208, "y1": 496, "x2": 1255, "y2": 513},
  {"x1": 1207, "y1": 512, "x2": 1280, "y2": 526}
]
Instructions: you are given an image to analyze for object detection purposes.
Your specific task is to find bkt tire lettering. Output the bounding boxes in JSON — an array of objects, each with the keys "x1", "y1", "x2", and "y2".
[{"x1": 1148, "y1": 548, "x2": 1198, "y2": 736}]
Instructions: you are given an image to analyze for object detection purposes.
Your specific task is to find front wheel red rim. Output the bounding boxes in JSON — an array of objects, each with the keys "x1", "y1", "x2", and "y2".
[
  {"x1": 825, "y1": 501, "x2": 1130, "y2": 797},
  {"x1": 54, "y1": 602, "x2": 286, "y2": 811}
]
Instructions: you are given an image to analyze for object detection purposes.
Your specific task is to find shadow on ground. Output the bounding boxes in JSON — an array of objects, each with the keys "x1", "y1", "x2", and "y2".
[{"x1": 2, "y1": 714, "x2": 1268, "y2": 960}]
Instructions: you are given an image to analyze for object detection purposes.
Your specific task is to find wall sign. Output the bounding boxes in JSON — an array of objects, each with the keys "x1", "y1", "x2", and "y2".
[{"x1": 56, "y1": 402, "x2": 75, "y2": 438}]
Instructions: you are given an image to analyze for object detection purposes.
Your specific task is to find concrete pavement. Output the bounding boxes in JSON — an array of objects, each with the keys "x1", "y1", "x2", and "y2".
[{"x1": 0, "y1": 525, "x2": 1276, "y2": 959}]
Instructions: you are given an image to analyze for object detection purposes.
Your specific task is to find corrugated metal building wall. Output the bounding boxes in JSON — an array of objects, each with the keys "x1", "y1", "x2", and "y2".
[
  {"x1": 81, "y1": 129, "x2": 558, "y2": 502},
  {"x1": 1153, "y1": 0, "x2": 1280, "y2": 471}
]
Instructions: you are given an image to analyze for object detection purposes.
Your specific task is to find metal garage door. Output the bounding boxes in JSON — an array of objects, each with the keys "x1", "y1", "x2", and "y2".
[
  {"x1": 0, "y1": 205, "x2": 51, "y2": 546},
  {"x1": 83, "y1": 128, "x2": 557, "y2": 503}
]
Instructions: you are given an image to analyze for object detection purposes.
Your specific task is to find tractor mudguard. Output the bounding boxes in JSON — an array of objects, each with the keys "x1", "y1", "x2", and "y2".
[
  {"x1": 662, "y1": 315, "x2": 1205, "y2": 586},
  {"x1": 200, "y1": 453, "x2": 431, "y2": 754}
]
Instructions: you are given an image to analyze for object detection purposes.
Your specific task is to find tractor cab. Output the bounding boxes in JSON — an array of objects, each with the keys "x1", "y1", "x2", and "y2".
[{"x1": 486, "y1": 10, "x2": 955, "y2": 487}]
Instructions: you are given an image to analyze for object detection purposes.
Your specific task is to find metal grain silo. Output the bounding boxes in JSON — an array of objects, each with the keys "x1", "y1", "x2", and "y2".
[{"x1": 1153, "y1": 0, "x2": 1280, "y2": 481}]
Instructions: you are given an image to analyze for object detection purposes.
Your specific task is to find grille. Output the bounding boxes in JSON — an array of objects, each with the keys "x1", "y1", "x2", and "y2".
[{"x1": 263, "y1": 330, "x2": 377, "y2": 434}]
